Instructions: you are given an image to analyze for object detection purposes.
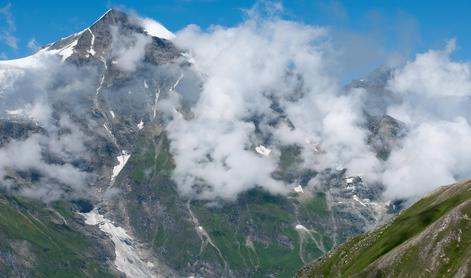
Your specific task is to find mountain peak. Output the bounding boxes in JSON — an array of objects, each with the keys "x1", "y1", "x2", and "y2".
[
  {"x1": 43, "y1": 8, "x2": 176, "y2": 63},
  {"x1": 90, "y1": 8, "x2": 133, "y2": 30},
  {"x1": 89, "y1": 8, "x2": 174, "y2": 40}
]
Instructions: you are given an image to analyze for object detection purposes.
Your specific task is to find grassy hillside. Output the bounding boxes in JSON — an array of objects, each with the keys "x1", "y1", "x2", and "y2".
[
  {"x1": 0, "y1": 194, "x2": 115, "y2": 277},
  {"x1": 112, "y1": 134, "x2": 342, "y2": 277},
  {"x1": 297, "y1": 179, "x2": 471, "y2": 278}
]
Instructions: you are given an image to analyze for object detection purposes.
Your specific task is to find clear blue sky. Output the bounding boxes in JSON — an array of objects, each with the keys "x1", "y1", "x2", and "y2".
[{"x1": 1, "y1": 0, "x2": 470, "y2": 73}]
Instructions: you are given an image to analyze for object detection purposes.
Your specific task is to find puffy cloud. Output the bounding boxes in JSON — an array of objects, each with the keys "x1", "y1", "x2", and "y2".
[
  {"x1": 137, "y1": 17, "x2": 175, "y2": 40},
  {"x1": 383, "y1": 40, "x2": 471, "y2": 199},
  {"x1": 167, "y1": 14, "x2": 380, "y2": 200},
  {"x1": 0, "y1": 134, "x2": 92, "y2": 202},
  {"x1": 389, "y1": 39, "x2": 471, "y2": 97},
  {"x1": 110, "y1": 26, "x2": 151, "y2": 72},
  {"x1": 0, "y1": 53, "x2": 97, "y2": 202},
  {"x1": 2, "y1": 7, "x2": 470, "y2": 205},
  {"x1": 383, "y1": 118, "x2": 471, "y2": 199},
  {"x1": 167, "y1": 12, "x2": 471, "y2": 202}
]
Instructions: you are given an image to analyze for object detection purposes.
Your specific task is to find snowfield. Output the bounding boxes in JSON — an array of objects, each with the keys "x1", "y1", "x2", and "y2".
[
  {"x1": 82, "y1": 210, "x2": 157, "y2": 278},
  {"x1": 111, "y1": 151, "x2": 131, "y2": 183}
]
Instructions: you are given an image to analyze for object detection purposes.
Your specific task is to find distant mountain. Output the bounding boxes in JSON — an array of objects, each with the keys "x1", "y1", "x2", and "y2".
[
  {"x1": 0, "y1": 9, "x2": 407, "y2": 277},
  {"x1": 297, "y1": 179, "x2": 471, "y2": 277}
]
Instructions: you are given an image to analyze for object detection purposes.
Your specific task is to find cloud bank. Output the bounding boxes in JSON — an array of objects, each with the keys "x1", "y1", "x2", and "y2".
[
  {"x1": 167, "y1": 12, "x2": 380, "y2": 200},
  {"x1": 1, "y1": 6, "x2": 470, "y2": 204},
  {"x1": 0, "y1": 55, "x2": 98, "y2": 202},
  {"x1": 165, "y1": 10, "x2": 471, "y2": 201},
  {"x1": 383, "y1": 40, "x2": 471, "y2": 199}
]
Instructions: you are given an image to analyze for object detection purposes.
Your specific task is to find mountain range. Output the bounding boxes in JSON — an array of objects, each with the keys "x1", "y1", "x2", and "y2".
[{"x1": 0, "y1": 9, "x2": 467, "y2": 278}]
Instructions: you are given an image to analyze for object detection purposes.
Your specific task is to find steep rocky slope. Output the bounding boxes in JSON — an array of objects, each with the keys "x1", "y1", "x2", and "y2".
[{"x1": 297, "y1": 179, "x2": 471, "y2": 278}]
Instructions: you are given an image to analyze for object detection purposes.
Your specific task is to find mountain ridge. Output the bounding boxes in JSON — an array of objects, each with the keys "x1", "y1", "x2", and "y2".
[{"x1": 296, "y1": 179, "x2": 471, "y2": 277}]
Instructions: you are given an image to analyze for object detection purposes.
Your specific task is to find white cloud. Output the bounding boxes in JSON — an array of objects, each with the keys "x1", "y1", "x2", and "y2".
[
  {"x1": 388, "y1": 39, "x2": 471, "y2": 97},
  {"x1": 383, "y1": 118, "x2": 471, "y2": 199},
  {"x1": 27, "y1": 37, "x2": 40, "y2": 51},
  {"x1": 0, "y1": 134, "x2": 91, "y2": 202},
  {"x1": 2, "y1": 7, "x2": 470, "y2": 205},
  {"x1": 0, "y1": 3, "x2": 17, "y2": 49},
  {"x1": 166, "y1": 12, "x2": 471, "y2": 202},
  {"x1": 167, "y1": 15, "x2": 381, "y2": 200},
  {"x1": 138, "y1": 17, "x2": 175, "y2": 40},
  {"x1": 111, "y1": 26, "x2": 151, "y2": 72},
  {"x1": 0, "y1": 51, "x2": 97, "y2": 202},
  {"x1": 383, "y1": 40, "x2": 471, "y2": 199}
]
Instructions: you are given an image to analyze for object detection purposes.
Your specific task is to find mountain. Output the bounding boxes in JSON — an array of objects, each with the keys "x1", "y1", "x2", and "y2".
[
  {"x1": 0, "y1": 9, "x2": 406, "y2": 277},
  {"x1": 296, "y1": 179, "x2": 471, "y2": 277}
]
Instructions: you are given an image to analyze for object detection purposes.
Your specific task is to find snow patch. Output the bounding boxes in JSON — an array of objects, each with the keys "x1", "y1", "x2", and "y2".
[
  {"x1": 335, "y1": 166, "x2": 344, "y2": 171},
  {"x1": 353, "y1": 195, "x2": 367, "y2": 207},
  {"x1": 110, "y1": 110, "x2": 115, "y2": 119},
  {"x1": 57, "y1": 39, "x2": 78, "y2": 62},
  {"x1": 103, "y1": 124, "x2": 113, "y2": 136},
  {"x1": 170, "y1": 74, "x2": 183, "y2": 93},
  {"x1": 181, "y1": 52, "x2": 196, "y2": 64},
  {"x1": 96, "y1": 65, "x2": 106, "y2": 96},
  {"x1": 81, "y1": 210, "x2": 156, "y2": 278},
  {"x1": 139, "y1": 18, "x2": 175, "y2": 40},
  {"x1": 345, "y1": 177, "x2": 355, "y2": 185},
  {"x1": 88, "y1": 28, "x2": 96, "y2": 56},
  {"x1": 295, "y1": 224, "x2": 309, "y2": 231},
  {"x1": 111, "y1": 151, "x2": 131, "y2": 183},
  {"x1": 255, "y1": 145, "x2": 271, "y2": 156},
  {"x1": 144, "y1": 80, "x2": 149, "y2": 89},
  {"x1": 6, "y1": 108, "x2": 25, "y2": 116},
  {"x1": 294, "y1": 185, "x2": 304, "y2": 193},
  {"x1": 137, "y1": 120, "x2": 144, "y2": 130},
  {"x1": 0, "y1": 51, "x2": 47, "y2": 68},
  {"x1": 153, "y1": 88, "x2": 160, "y2": 119},
  {"x1": 304, "y1": 138, "x2": 321, "y2": 152}
]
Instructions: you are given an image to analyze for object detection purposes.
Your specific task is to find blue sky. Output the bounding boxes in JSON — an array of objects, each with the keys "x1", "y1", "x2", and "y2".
[{"x1": 1, "y1": 0, "x2": 470, "y2": 74}]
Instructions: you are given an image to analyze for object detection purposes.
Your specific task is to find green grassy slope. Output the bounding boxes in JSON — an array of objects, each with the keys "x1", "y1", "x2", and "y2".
[
  {"x1": 113, "y1": 134, "x2": 336, "y2": 277},
  {"x1": 0, "y1": 195, "x2": 115, "y2": 278},
  {"x1": 297, "y1": 179, "x2": 471, "y2": 278}
]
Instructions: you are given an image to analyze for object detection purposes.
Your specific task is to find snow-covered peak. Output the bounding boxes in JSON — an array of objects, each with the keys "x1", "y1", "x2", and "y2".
[
  {"x1": 139, "y1": 18, "x2": 175, "y2": 40},
  {"x1": 0, "y1": 49, "x2": 52, "y2": 69},
  {"x1": 91, "y1": 9, "x2": 174, "y2": 40},
  {"x1": 0, "y1": 9, "x2": 178, "y2": 67}
]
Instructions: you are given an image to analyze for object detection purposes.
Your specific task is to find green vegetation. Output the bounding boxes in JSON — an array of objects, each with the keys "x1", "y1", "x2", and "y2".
[
  {"x1": 273, "y1": 144, "x2": 317, "y2": 186},
  {"x1": 116, "y1": 134, "x2": 203, "y2": 269},
  {"x1": 298, "y1": 180, "x2": 471, "y2": 278},
  {"x1": 190, "y1": 189, "x2": 334, "y2": 277},
  {"x1": 0, "y1": 195, "x2": 113, "y2": 277},
  {"x1": 191, "y1": 190, "x2": 305, "y2": 277},
  {"x1": 117, "y1": 135, "x2": 339, "y2": 277},
  {"x1": 300, "y1": 192, "x2": 328, "y2": 218}
]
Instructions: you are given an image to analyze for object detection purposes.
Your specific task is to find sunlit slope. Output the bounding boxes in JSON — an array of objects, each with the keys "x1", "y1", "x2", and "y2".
[
  {"x1": 297, "y1": 179, "x2": 471, "y2": 278},
  {"x1": 0, "y1": 194, "x2": 115, "y2": 277}
]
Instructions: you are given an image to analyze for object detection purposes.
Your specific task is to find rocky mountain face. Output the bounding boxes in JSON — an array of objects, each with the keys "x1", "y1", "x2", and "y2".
[
  {"x1": 0, "y1": 9, "x2": 406, "y2": 277},
  {"x1": 296, "y1": 179, "x2": 471, "y2": 278}
]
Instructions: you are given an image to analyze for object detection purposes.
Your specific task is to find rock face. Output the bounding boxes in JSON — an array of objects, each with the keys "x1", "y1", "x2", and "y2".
[
  {"x1": 0, "y1": 9, "x2": 407, "y2": 278},
  {"x1": 297, "y1": 179, "x2": 471, "y2": 278}
]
